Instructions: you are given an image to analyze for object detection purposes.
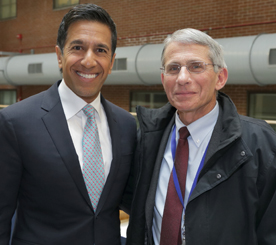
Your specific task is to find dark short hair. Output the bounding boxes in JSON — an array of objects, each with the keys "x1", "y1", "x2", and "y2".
[{"x1": 57, "y1": 3, "x2": 117, "y2": 57}]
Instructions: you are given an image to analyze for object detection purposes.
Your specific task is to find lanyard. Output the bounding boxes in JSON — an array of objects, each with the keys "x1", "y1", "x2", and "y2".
[{"x1": 170, "y1": 125, "x2": 208, "y2": 209}]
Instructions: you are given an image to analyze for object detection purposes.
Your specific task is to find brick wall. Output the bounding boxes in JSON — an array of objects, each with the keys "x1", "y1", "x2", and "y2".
[
  {"x1": 1, "y1": 0, "x2": 276, "y2": 115},
  {"x1": 2, "y1": 0, "x2": 276, "y2": 53}
]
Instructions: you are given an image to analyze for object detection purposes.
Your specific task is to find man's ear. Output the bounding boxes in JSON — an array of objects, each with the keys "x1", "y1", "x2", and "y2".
[
  {"x1": 215, "y1": 68, "x2": 228, "y2": 91},
  {"x1": 161, "y1": 72, "x2": 165, "y2": 86},
  {"x1": 55, "y1": 45, "x2": 63, "y2": 71}
]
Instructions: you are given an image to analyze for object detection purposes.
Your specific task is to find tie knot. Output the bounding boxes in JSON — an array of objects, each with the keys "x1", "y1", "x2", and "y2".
[
  {"x1": 179, "y1": 127, "x2": 190, "y2": 140},
  {"x1": 82, "y1": 104, "x2": 96, "y2": 118}
]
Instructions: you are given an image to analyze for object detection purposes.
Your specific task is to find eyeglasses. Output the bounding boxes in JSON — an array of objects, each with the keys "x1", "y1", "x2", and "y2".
[{"x1": 160, "y1": 61, "x2": 221, "y2": 76}]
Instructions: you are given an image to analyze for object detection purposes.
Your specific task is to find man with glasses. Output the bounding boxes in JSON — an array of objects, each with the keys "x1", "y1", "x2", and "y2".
[{"x1": 126, "y1": 28, "x2": 276, "y2": 245}]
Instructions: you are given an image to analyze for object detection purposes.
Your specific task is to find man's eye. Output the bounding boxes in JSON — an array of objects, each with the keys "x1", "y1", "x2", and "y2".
[
  {"x1": 190, "y1": 62, "x2": 203, "y2": 69},
  {"x1": 168, "y1": 65, "x2": 179, "y2": 71},
  {"x1": 72, "y1": 46, "x2": 82, "y2": 51},
  {"x1": 97, "y1": 48, "x2": 107, "y2": 53}
]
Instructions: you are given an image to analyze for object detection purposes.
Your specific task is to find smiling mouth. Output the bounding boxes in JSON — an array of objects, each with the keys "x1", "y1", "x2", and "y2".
[
  {"x1": 175, "y1": 91, "x2": 195, "y2": 95},
  {"x1": 77, "y1": 72, "x2": 98, "y2": 79}
]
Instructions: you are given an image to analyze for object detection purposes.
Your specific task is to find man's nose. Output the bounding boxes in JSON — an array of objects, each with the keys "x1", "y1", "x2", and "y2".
[
  {"x1": 176, "y1": 66, "x2": 190, "y2": 84},
  {"x1": 81, "y1": 49, "x2": 97, "y2": 68}
]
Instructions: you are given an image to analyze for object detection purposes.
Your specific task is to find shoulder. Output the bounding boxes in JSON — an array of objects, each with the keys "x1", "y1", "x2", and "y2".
[
  {"x1": 240, "y1": 115, "x2": 275, "y2": 134},
  {"x1": 108, "y1": 100, "x2": 134, "y2": 118},
  {"x1": 240, "y1": 115, "x2": 273, "y2": 129},
  {"x1": 0, "y1": 82, "x2": 59, "y2": 121},
  {"x1": 136, "y1": 102, "x2": 176, "y2": 132},
  {"x1": 239, "y1": 115, "x2": 276, "y2": 150},
  {"x1": 1, "y1": 91, "x2": 46, "y2": 119},
  {"x1": 102, "y1": 97, "x2": 136, "y2": 123}
]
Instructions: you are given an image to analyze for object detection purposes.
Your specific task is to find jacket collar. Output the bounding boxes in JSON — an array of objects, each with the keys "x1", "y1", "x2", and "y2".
[
  {"x1": 41, "y1": 80, "x2": 62, "y2": 112},
  {"x1": 40, "y1": 81, "x2": 94, "y2": 211},
  {"x1": 136, "y1": 102, "x2": 176, "y2": 133},
  {"x1": 202, "y1": 92, "x2": 242, "y2": 163},
  {"x1": 137, "y1": 91, "x2": 242, "y2": 141},
  {"x1": 215, "y1": 92, "x2": 242, "y2": 146}
]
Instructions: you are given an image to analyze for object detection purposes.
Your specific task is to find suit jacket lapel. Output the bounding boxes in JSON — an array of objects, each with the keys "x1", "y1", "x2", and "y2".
[
  {"x1": 95, "y1": 96, "x2": 121, "y2": 214},
  {"x1": 145, "y1": 115, "x2": 175, "y2": 235},
  {"x1": 41, "y1": 82, "x2": 93, "y2": 210}
]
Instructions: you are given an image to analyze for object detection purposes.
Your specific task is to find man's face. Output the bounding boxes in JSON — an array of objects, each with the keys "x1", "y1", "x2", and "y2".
[
  {"x1": 56, "y1": 20, "x2": 115, "y2": 103},
  {"x1": 161, "y1": 42, "x2": 227, "y2": 125}
]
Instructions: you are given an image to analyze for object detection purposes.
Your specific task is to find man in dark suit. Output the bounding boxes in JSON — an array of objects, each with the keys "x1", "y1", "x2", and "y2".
[{"x1": 0, "y1": 4, "x2": 136, "y2": 245}]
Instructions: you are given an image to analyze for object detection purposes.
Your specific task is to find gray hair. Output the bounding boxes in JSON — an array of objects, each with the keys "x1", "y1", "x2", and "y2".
[{"x1": 161, "y1": 28, "x2": 227, "y2": 72}]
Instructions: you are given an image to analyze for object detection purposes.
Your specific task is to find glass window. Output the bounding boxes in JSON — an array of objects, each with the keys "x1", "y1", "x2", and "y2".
[
  {"x1": 130, "y1": 91, "x2": 168, "y2": 112},
  {"x1": 130, "y1": 91, "x2": 168, "y2": 127},
  {"x1": 269, "y1": 49, "x2": 276, "y2": 65},
  {"x1": 248, "y1": 93, "x2": 276, "y2": 131},
  {"x1": 112, "y1": 58, "x2": 127, "y2": 71},
  {"x1": 0, "y1": 90, "x2": 16, "y2": 110},
  {"x1": 53, "y1": 0, "x2": 79, "y2": 9},
  {"x1": 0, "y1": 0, "x2": 16, "y2": 20}
]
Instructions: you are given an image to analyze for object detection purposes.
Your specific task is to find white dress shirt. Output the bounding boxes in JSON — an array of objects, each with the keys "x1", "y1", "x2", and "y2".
[
  {"x1": 58, "y1": 80, "x2": 112, "y2": 180},
  {"x1": 152, "y1": 102, "x2": 219, "y2": 244}
]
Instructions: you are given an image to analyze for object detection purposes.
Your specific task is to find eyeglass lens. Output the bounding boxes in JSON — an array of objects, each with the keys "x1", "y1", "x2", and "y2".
[{"x1": 165, "y1": 61, "x2": 206, "y2": 75}]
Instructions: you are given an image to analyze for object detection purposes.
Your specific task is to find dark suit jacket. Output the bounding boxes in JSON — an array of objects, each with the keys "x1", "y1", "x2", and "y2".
[{"x1": 0, "y1": 81, "x2": 137, "y2": 245}]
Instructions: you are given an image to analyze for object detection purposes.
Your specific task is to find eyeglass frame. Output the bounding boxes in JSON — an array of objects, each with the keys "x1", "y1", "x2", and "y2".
[{"x1": 160, "y1": 61, "x2": 221, "y2": 76}]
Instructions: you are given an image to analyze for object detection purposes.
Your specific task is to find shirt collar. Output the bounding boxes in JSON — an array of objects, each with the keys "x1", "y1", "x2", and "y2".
[
  {"x1": 58, "y1": 79, "x2": 102, "y2": 120},
  {"x1": 175, "y1": 101, "x2": 219, "y2": 147}
]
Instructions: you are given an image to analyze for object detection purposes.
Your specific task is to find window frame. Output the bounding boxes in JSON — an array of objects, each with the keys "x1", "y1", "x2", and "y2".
[
  {"x1": 0, "y1": 0, "x2": 17, "y2": 20},
  {"x1": 53, "y1": 0, "x2": 79, "y2": 10},
  {"x1": 0, "y1": 89, "x2": 17, "y2": 109},
  {"x1": 248, "y1": 91, "x2": 276, "y2": 131},
  {"x1": 130, "y1": 90, "x2": 168, "y2": 112}
]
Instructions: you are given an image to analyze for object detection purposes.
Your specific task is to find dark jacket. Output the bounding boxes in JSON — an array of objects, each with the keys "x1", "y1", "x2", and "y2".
[
  {"x1": 127, "y1": 92, "x2": 276, "y2": 245},
  {"x1": 0, "y1": 81, "x2": 137, "y2": 245}
]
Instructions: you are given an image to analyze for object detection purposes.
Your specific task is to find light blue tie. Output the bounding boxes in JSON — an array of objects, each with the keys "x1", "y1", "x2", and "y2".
[{"x1": 82, "y1": 104, "x2": 105, "y2": 211}]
